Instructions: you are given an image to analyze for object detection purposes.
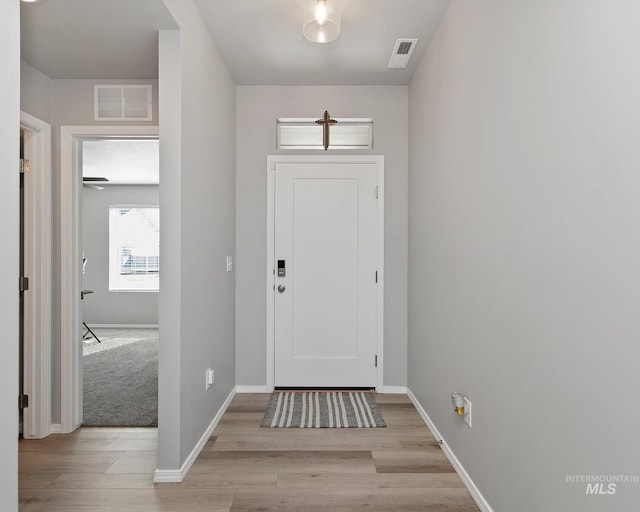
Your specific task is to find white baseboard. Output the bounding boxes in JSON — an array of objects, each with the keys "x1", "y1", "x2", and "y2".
[
  {"x1": 50, "y1": 423, "x2": 63, "y2": 434},
  {"x1": 88, "y1": 324, "x2": 159, "y2": 329},
  {"x1": 235, "y1": 385, "x2": 269, "y2": 393},
  {"x1": 153, "y1": 467, "x2": 184, "y2": 483},
  {"x1": 153, "y1": 387, "x2": 236, "y2": 483},
  {"x1": 381, "y1": 386, "x2": 407, "y2": 394},
  {"x1": 407, "y1": 388, "x2": 494, "y2": 512}
]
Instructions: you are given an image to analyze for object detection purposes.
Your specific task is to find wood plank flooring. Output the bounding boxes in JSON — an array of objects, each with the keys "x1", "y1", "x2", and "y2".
[{"x1": 19, "y1": 393, "x2": 480, "y2": 511}]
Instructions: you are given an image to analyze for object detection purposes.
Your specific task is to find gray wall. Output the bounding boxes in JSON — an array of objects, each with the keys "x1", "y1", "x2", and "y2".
[
  {"x1": 0, "y1": 3, "x2": 20, "y2": 510},
  {"x1": 236, "y1": 86, "x2": 408, "y2": 388},
  {"x1": 21, "y1": 60, "x2": 52, "y2": 123},
  {"x1": 47, "y1": 79, "x2": 158, "y2": 423},
  {"x1": 159, "y1": 0, "x2": 236, "y2": 471},
  {"x1": 82, "y1": 185, "x2": 159, "y2": 325},
  {"x1": 408, "y1": 1, "x2": 640, "y2": 511},
  {"x1": 20, "y1": 62, "x2": 160, "y2": 424}
]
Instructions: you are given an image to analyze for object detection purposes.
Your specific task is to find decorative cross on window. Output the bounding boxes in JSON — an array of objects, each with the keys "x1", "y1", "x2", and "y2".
[{"x1": 315, "y1": 110, "x2": 338, "y2": 150}]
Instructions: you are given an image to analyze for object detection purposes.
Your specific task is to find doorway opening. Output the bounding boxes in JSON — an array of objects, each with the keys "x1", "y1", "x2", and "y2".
[
  {"x1": 81, "y1": 138, "x2": 159, "y2": 427},
  {"x1": 59, "y1": 126, "x2": 159, "y2": 433}
]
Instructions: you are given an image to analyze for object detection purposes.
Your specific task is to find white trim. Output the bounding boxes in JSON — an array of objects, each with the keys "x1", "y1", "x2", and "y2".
[
  {"x1": 50, "y1": 424, "x2": 63, "y2": 434},
  {"x1": 266, "y1": 155, "x2": 385, "y2": 392},
  {"x1": 382, "y1": 386, "x2": 407, "y2": 394},
  {"x1": 407, "y1": 389, "x2": 495, "y2": 512},
  {"x1": 20, "y1": 112, "x2": 52, "y2": 440},
  {"x1": 60, "y1": 127, "x2": 83, "y2": 433},
  {"x1": 60, "y1": 125, "x2": 160, "y2": 433},
  {"x1": 153, "y1": 387, "x2": 236, "y2": 483},
  {"x1": 108, "y1": 290, "x2": 160, "y2": 293},
  {"x1": 87, "y1": 324, "x2": 159, "y2": 329},
  {"x1": 266, "y1": 158, "x2": 275, "y2": 392},
  {"x1": 235, "y1": 385, "x2": 269, "y2": 393},
  {"x1": 375, "y1": 160, "x2": 384, "y2": 392}
]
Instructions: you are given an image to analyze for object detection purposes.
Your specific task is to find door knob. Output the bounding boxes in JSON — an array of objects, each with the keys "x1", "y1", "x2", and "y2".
[{"x1": 277, "y1": 284, "x2": 286, "y2": 293}]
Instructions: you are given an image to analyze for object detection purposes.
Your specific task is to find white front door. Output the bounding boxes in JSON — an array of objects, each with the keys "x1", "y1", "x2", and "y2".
[{"x1": 273, "y1": 160, "x2": 381, "y2": 387}]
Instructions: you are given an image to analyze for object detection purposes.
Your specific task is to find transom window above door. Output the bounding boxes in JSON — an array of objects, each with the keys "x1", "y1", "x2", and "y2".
[{"x1": 277, "y1": 118, "x2": 373, "y2": 150}]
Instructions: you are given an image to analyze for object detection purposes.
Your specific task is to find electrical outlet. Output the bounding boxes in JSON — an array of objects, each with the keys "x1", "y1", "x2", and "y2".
[
  {"x1": 463, "y1": 397, "x2": 472, "y2": 428},
  {"x1": 226, "y1": 256, "x2": 233, "y2": 272},
  {"x1": 205, "y1": 368, "x2": 214, "y2": 390}
]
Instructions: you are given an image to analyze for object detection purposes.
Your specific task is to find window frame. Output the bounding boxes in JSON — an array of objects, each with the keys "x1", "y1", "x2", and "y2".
[
  {"x1": 108, "y1": 204, "x2": 160, "y2": 292},
  {"x1": 277, "y1": 118, "x2": 373, "y2": 150}
]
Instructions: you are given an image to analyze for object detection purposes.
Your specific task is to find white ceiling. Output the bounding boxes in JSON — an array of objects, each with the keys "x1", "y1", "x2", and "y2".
[
  {"x1": 82, "y1": 139, "x2": 159, "y2": 185},
  {"x1": 21, "y1": 0, "x2": 451, "y2": 85},
  {"x1": 20, "y1": 0, "x2": 177, "y2": 79},
  {"x1": 194, "y1": 0, "x2": 451, "y2": 85}
]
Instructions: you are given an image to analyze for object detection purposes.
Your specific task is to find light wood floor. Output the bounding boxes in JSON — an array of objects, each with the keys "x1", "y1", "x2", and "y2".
[{"x1": 19, "y1": 393, "x2": 480, "y2": 511}]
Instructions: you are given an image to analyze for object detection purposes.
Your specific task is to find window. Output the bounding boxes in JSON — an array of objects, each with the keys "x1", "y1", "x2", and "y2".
[
  {"x1": 277, "y1": 118, "x2": 373, "y2": 150},
  {"x1": 109, "y1": 206, "x2": 159, "y2": 291}
]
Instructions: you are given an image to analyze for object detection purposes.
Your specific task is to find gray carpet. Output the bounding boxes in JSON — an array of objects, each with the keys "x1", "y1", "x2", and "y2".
[
  {"x1": 261, "y1": 391, "x2": 386, "y2": 428},
  {"x1": 83, "y1": 329, "x2": 158, "y2": 427}
]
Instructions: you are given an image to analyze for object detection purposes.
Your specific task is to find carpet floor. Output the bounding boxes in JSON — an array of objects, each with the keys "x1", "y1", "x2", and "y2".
[{"x1": 82, "y1": 328, "x2": 158, "y2": 427}]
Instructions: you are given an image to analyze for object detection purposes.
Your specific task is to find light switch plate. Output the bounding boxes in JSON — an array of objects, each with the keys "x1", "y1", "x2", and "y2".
[
  {"x1": 463, "y1": 397, "x2": 472, "y2": 428},
  {"x1": 226, "y1": 256, "x2": 233, "y2": 272}
]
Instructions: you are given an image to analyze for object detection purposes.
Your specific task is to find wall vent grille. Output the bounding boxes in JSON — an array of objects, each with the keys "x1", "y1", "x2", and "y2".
[{"x1": 94, "y1": 85, "x2": 152, "y2": 122}]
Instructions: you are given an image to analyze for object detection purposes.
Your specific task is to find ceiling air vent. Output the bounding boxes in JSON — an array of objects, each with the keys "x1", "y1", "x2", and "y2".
[
  {"x1": 388, "y1": 38, "x2": 418, "y2": 69},
  {"x1": 397, "y1": 42, "x2": 413, "y2": 55},
  {"x1": 94, "y1": 85, "x2": 152, "y2": 121}
]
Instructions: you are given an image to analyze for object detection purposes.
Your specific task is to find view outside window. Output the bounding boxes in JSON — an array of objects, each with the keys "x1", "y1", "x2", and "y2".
[{"x1": 109, "y1": 206, "x2": 159, "y2": 291}]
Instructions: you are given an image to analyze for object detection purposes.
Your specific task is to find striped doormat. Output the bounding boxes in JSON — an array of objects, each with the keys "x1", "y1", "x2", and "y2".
[{"x1": 261, "y1": 391, "x2": 386, "y2": 428}]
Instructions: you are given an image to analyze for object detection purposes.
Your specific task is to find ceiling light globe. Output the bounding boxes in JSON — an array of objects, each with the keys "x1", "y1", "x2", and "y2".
[{"x1": 303, "y1": 18, "x2": 340, "y2": 44}]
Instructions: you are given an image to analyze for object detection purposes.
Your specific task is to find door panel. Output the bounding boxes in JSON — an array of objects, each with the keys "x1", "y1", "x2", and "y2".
[
  {"x1": 274, "y1": 162, "x2": 378, "y2": 387},
  {"x1": 293, "y1": 178, "x2": 358, "y2": 359}
]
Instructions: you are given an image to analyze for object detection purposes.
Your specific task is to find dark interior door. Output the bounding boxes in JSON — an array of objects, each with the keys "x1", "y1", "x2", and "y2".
[{"x1": 19, "y1": 130, "x2": 25, "y2": 434}]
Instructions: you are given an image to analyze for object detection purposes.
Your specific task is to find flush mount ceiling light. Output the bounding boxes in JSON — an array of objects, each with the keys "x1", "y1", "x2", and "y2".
[
  {"x1": 82, "y1": 177, "x2": 109, "y2": 190},
  {"x1": 303, "y1": 0, "x2": 340, "y2": 44}
]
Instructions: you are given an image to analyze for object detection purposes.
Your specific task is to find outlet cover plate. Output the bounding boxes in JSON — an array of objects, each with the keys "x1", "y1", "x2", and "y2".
[{"x1": 463, "y1": 397, "x2": 472, "y2": 428}]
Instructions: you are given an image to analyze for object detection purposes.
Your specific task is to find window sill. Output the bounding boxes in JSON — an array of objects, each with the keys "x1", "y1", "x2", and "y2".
[{"x1": 108, "y1": 289, "x2": 159, "y2": 293}]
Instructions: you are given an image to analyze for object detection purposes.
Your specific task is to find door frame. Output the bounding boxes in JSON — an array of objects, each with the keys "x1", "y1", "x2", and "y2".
[
  {"x1": 266, "y1": 155, "x2": 385, "y2": 392},
  {"x1": 20, "y1": 112, "x2": 52, "y2": 439},
  {"x1": 59, "y1": 125, "x2": 159, "y2": 433}
]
